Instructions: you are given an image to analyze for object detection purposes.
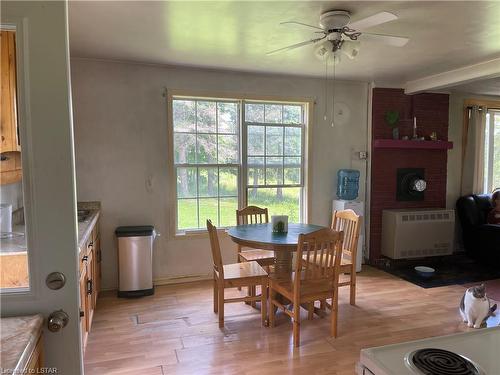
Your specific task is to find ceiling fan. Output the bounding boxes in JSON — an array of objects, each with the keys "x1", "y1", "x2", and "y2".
[{"x1": 267, "y1": 10, "x2": 409, "y2": 61}]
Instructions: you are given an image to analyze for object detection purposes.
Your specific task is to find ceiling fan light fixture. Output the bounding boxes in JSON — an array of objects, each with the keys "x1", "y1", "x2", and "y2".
[
  {"x1": 341, "y1": 40, "x2": 361, "y2": 59},
  {"x1": 319, "y1": 10, "x2": 351, "y2": 30},
  {"x1": 332, "y1": 50, "x2": 342, "y2": 65},
  {"x1": 314, "y1": 40, "x2": 332, "y2": 61}
]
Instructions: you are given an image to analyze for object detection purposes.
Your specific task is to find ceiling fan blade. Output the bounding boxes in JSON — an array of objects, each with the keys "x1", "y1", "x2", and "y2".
[
  {"x1": 361, "y1": 32, "x2": 409, "y2": 47},
  {"x1": 266, "y1": 37, "x2": 325, "y2": 55},
  {"x1": 349, "y1": 11, "x2": 398, "y2": 31},
  {"x1": 280, "y1": 21, "x2": 324, "y2": 32}
]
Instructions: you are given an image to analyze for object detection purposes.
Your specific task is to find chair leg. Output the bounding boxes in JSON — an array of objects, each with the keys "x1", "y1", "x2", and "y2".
[
  {"x1": 237, "y1": 255, "x2": 242, "y2": 291},
  {"x1": 307, "y1": 302, "x2": 314, "y2": 320},
  {"x1": 250, "y1": 286, "x2": 257, "y2": 308},
  {"x1": 320, "y1": 299, "x2": 326, "y2": 311},
  {"x1": 245, "y1": 282, "x2": 252, "y2": 305},
  {"x1": 269, "y1": 289, "x2": 277, "y2": 328},
  {"x1": 213, "y1": 278, "x2": 218, "y2": 313},
  {"x1": 261, "y1": 282, "x2": 268, "y2": 326},
  {"x1": 331, "y1": 291, "x2": 339, "y2": 338},
  {"x1": 218, "y1": 286, "x2": 224, "y2": 328},
  {"x1": 293, "y1": 302, "x2": 300, "y2": 347},
  {"x1": 350, "y1": 265, "x2": 356, "y2": 306}
]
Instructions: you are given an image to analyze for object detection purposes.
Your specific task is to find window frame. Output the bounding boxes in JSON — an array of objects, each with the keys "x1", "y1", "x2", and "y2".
[
  {"x1": 484, "y1": 108, "x2": 500, "y2": 193},
  {"x1": 172, "y1": 98, "x2": 241, "y2": 231},
  {"x1": 167, "y1": 90, "x2": 312, "y2": 237}
]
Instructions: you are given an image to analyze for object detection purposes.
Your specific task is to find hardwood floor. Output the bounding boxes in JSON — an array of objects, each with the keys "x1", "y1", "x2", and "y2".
[{"x1": 84, "y1": 267, "x2": 497, "y2": 375}]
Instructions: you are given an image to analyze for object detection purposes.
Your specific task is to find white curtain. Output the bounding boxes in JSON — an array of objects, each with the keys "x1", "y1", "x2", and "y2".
[{"x1": 461, "y1": 105, "x2": 487, "y2": 195}]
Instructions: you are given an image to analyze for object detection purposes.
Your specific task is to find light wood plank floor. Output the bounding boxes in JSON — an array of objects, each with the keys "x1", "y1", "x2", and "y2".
[{"x1": 84, "y1": 267, "x2": 496, "y2": 375}]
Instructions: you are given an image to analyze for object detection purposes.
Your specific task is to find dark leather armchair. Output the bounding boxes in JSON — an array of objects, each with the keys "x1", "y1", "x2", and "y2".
[{"x1": 456, "y1": 194, "x2": 500, "y2": 263}]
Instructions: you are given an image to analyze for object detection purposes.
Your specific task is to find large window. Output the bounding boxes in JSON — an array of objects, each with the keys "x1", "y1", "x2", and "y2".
[
  {"x1": 245, "y1": 102, "x2": 304, "y2": 222},
  {"x1": 484, "y1": 109, "x2": 500, "y2": 192},
  {"x1": 172, "y1": 96, "x2": 307, "y2": 233}
]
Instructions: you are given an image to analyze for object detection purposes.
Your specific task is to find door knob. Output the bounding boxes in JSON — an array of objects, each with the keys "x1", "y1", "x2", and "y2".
[{"x1": 47, "y1": 310, "x2": 69, "y2": 332}]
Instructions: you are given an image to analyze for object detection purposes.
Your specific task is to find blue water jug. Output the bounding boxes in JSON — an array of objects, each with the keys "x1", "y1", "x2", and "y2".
[{"x1": 337, "y1": 169, "x2": 360, "y2": 200}]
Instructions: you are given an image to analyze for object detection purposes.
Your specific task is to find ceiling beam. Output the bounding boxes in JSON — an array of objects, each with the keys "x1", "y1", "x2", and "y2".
[{"x1": 404, "y1": 58, "x2": 500, "y2": 94}]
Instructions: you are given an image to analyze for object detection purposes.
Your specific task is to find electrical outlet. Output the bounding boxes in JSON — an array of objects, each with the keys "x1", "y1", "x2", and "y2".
[{"x1": 358, "y1": 151, "x2": 368, "y2": 160}]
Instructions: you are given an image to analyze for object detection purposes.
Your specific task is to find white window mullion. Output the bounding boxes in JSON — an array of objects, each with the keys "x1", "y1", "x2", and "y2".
[{"x1": 241, "y1": 100, "x2": 247, "y2": 208}]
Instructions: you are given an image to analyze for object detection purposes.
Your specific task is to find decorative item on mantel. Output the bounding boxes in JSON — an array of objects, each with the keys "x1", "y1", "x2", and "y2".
[
  {"x1": 411, "y1": 116, "x2": 425, "y2": 141},
  {"x1": 384, "y1": 110, "x2": 400, "y2": 140},
  {"x1": 271, "y1": 215, "x2": 288, "y2": 233}
]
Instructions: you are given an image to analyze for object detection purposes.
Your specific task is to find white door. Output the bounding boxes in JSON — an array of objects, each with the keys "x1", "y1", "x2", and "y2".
[{"x1": 1, "y1": 1, "x2": 83, "y2": 374}]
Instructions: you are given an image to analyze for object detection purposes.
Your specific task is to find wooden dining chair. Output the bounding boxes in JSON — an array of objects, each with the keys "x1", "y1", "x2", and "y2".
[
  {"x1": 332, "y1": 209, "x2": 361, "y2": 305},
  {"x1": 302, "y1": 209, "x2": 361, "y2": 306},
  {"x1": 207, "y1": 220, "x2": 268, "y2": 328},
  {"x1": 268, "y1": 228, "x2": 344, "y2": 347},
  {"x1": 235, "y1": 206, "x2": 275, "y2": 268},
  {"x1": 235, "y1": 206, "x2": 275, "y2": 305}
]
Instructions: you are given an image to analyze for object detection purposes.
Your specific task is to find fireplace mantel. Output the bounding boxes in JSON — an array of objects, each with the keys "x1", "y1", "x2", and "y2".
[{"x1": 373, "y1": 139, "x2": 453, "y2": 150}]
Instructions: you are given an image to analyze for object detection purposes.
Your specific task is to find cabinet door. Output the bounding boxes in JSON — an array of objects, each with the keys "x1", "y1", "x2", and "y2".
[
  {"x1": 79, "y1": 267, "x2": 87, "y2": 351},
  {"x1": 25, "y1": 335, "x2": 43, "y2": 371},
  {"x1": 93, "y1": 236, "x2": 100, "y2": 306},
  {"x1": 86, "y1": 246, "x2": 94, "y2": 329},
  {"x1": 0, "y1": 30, "x2": 19, "y2": 153}
]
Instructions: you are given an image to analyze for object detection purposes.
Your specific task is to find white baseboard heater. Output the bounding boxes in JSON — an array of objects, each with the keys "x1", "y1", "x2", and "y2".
[{"x1": 381, "y1": 208, "x2": 455, "y2": 259}]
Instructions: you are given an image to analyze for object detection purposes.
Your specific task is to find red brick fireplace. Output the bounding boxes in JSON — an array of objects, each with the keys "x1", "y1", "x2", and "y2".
[{"x1": 369, "y1": 88, "x2": 451, "y2": 262}]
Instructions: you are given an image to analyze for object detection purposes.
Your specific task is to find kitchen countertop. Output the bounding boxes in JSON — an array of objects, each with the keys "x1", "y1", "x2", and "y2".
[
  {"x1": 77, "y1": 205, "x2": 100, "y2": 255},
  {"x1": 0, "y1": 314, "x2": 43, "y2": 372},
  {"x1": 0, "y1": 202, "x2": 100, "y2": 255}
]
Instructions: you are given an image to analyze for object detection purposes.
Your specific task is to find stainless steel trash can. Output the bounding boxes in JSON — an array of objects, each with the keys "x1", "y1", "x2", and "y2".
[{"x1": 116, "y1": 225, "x2": 156, "y2": 298}]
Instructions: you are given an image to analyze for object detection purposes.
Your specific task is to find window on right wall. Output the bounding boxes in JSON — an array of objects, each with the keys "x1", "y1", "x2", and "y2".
[{"x1": 484, "y1": 109, "x2": 500, "y2": 192}]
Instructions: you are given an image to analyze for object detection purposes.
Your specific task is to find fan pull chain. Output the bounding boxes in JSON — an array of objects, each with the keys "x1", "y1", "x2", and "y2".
[
  {"x1": 331, "y1": 57, "x2": 336, "y2": 128},
  {"x1": 323, "y1": 57, "x2": 328, "y2": 121}
]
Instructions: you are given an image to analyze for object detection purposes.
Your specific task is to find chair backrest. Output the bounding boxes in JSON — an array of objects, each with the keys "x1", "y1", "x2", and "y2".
[
  {"x1": 295, "y1": 228, "x2": 344, "y2": 295},
  {"x1": 207, "y1": 220, "x2": 223, "y2": 278},
  {"x1": 331, "y1": 209, "x2": 361, "y2": 260},
  {"x1": 236, "y1": 206, "x2": 269, "y2": 225}
]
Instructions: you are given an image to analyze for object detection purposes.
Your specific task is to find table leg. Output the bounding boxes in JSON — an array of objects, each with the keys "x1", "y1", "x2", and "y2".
[
  {"x1": 273, "y1": 250, "x2": 293, "y2": 306},
  {"x1": 274, "y1": 251, "x2": 293, "y2": 275}
]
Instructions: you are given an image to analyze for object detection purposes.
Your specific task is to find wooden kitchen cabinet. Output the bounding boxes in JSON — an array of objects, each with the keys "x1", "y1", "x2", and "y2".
[
  {"x1": 86, "y1": 244, "x2": 95, "y2": 328},
  {"x1": 0, "y1": 30, "x2": 19, "y2": 153},
  {"x1": 25, "y1": 334, "x2": 44, "y2": 372},
  {"x1": 79, "y1": 264, "x2": 88, "y2": 349},
  {"x1": 80, "y1": 217, "x2": 101, "y2": 352},
  {"x1": 0, "y1": 30, "x2": 22, "y2": 185}
]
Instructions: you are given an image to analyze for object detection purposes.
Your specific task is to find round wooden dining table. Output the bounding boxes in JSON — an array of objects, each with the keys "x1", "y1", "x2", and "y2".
[{"x1": 227, "y1": 223, "x2": 325, "y2": 274}]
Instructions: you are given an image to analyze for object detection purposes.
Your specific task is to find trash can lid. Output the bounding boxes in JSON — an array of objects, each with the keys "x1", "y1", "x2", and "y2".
[{"x1": 115, "y1": 225, "x2": 155, "y2": 237}]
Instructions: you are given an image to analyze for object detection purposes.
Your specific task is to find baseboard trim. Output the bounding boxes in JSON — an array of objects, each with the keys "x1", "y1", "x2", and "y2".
[
  {"x1": 100, "y1": 274, "x2": 213, "y2": 291},
  {"x1": 154, "y1": 273, "x2": 212, "y2": 286}
]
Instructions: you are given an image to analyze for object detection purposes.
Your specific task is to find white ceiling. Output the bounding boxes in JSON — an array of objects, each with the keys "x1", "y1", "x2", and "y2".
[
  {"x1": 449, "y1": 77, "x2": 500, "y2": 96},
  {"x1": 69, "y1": 1, "x2": 500, "y2": 84}
]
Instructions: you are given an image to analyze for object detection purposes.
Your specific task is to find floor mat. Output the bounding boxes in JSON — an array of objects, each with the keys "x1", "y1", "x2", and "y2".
[{"x1": 378, "y1": 255, "x2": 500, "y2": 289}]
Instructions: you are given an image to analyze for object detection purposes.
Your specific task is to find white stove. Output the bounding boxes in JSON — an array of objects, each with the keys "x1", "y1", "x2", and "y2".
[{"x1": 358, "y1": 326, "x2": 500, "y2": 375}]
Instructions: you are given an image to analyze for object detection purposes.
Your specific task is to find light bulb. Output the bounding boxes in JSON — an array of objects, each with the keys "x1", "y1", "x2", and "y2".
[
  {"x1": 315, "y1": 40, "x2": 331, "y2": 61},
  {"x1": 341, "y1": 40, "x2": 361, "y2": 60}
]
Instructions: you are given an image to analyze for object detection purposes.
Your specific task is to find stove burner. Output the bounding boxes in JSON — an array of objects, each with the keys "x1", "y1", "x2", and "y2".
[{"x1": 405, "y1": 348, "x2": 485, "y2": 375}]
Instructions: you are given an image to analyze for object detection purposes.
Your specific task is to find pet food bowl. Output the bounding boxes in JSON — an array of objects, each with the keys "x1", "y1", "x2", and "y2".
[{"x1": 414, "y1": 266, "x2": 435, "y2": 278}]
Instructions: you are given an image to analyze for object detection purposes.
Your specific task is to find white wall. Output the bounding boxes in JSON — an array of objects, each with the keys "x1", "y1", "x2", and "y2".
[{"x1": 71, "y1": 58, "x2": 369, "y2": 290}]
